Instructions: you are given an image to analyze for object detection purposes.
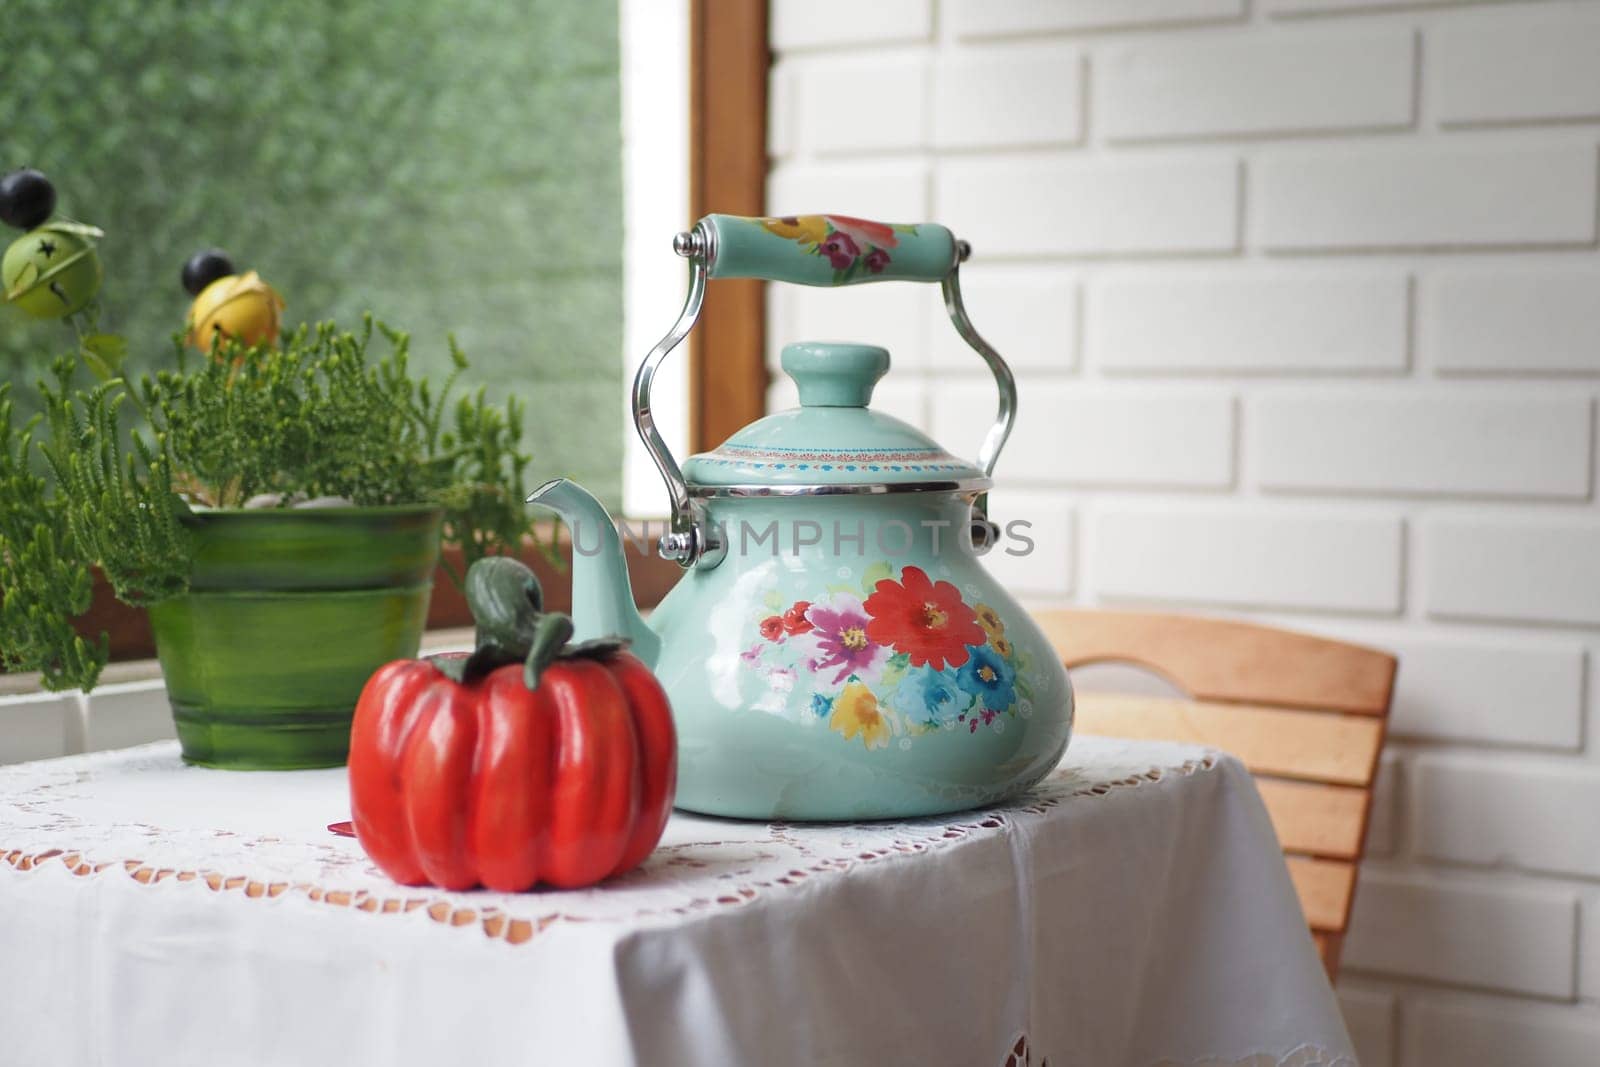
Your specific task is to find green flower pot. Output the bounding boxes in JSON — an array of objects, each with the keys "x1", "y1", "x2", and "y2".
[{"x1": 148, "y1": 506, "x2": 443, "y2": 770}]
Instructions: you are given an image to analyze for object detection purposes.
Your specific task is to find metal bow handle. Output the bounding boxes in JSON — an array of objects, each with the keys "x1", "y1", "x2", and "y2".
[{"x1": 634, "y1": 213, "x2": 1018, "y2": 568}]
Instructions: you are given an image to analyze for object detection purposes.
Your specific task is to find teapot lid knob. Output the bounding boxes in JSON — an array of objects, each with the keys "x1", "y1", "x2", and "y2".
[{"x1": 781, "y1": 341, "x2": 889, "y2": 408}]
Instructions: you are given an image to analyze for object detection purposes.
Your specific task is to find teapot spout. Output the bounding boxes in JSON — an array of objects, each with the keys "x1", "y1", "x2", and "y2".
[{"x1": 528, "y1": 478, "x2": 661, "y2": 667}]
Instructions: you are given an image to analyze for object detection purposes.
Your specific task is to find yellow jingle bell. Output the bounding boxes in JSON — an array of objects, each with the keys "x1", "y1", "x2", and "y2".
[{"x1": 184, "y1": 253, "x2": 284, "y2": 352}]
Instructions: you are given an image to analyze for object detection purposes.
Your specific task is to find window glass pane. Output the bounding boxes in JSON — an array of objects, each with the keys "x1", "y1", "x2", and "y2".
[{"x1": 0, "y1": 0, "x2": 623, "y2": 506}]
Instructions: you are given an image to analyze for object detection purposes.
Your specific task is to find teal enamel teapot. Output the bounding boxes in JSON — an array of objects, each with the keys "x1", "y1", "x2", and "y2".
[{"x1": 532, "y1": 213, "x2": 1072, "y2": 820}]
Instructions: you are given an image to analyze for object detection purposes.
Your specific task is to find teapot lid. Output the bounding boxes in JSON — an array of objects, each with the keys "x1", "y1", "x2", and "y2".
[{"x1": 681, "y1": 341, "x2": 988, "y2": 492}]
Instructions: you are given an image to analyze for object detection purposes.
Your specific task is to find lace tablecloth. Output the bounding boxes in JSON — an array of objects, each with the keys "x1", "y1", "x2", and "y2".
[{"x1": 0, "y1": 736, "x2": 1352, "y2": 1066}]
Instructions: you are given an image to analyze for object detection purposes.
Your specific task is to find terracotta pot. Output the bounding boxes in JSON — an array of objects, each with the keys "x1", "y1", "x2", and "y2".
[{"x1": 148, "y1": 506, "x2": 442, "y2": 770}]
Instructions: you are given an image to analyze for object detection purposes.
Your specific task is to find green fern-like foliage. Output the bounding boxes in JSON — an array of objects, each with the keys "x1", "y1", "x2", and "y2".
[
  {"x1": 39, "y1": 361, "x2": 192, "y2": 608},
  {"x1": 0, "y1": 383, "x2": 110, "y2": 690},
  {"x1": 2, "y1": 321, "x2": 543, "y2": 692}
]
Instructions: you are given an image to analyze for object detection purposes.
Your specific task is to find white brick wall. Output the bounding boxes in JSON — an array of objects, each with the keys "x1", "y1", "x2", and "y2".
[
  {"x1": 1384, "y1": 633, "x2": 1585, "y2": 749},
  {"x1": 769, "y1": 0, "x2": 1600, "y2": 1058},
  {"x1": 945, "y1": 0, "x2": 1247, "y2": 38},
  {"x1": 1425, "y1": 515, "x2": 1600, "y2": 626},
  {"x1": 934, "y1": 154, "x2": 1240, "y2": 256},
  {"x1": 1094, "y1": 506, "x2": 1404, "y2": 611},
  {"x1": 1343, "y1": 872, "x2": 1577, "y2": 998},
  {"x1": 797, "y1": 54, "x2": 929, "y2": 154},
  {"x1": 1251, "y1": 388, "x2": 1592, "y2": 498},
  {"x1": 1098, "y1": 28, "x2": 1415, "y2": 142},
  {"x1": 1431, "y1": 11, "x2": 1600, "y2": 127},
  {"x1": 1584, "y1": 895, "x2": 1600, "y2": 999},
  {"x1": 1336, "y1": 987, "x2": 1396, "y2": 1067},
  {"x1": 1088, "y1": 271, "x2": 1411, "y2": 374},
  {"x1": 1425, "y1": 268, "x2": 1600, "y2": 374},
  {"x1": 771, "y1": 0, "x2": 932, "y2": 52},
  {"x1": 931, "y1": 269, "x2": 1078, "y2": 371},
  {"x1": 1364, "y1": 754, "x2": 1401, "y2": 859},
  {"x1": 1405, "y1": 998, "x2": 1600, "y2": 1066},
  {"x1": 933, "y1": 44, "x2": 1084, "y2": 149},
  {"x1": 1414, "y1": 756, "x2": 1600, "y2": 879},
  {"x1": 768, "y1": 160, "x2": 930, "y2": 221},
  {"x1": 934, "y1": 383, "x2": 1236, "y2": 487},
  {"x1": 1253, "y1": 142, "x2": 1598, "y2": 251}
]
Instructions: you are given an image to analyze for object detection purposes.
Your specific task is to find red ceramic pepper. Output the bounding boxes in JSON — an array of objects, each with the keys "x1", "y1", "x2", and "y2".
[{"x1": 348, "y1": 558, "x2": 676, "y2": 891}]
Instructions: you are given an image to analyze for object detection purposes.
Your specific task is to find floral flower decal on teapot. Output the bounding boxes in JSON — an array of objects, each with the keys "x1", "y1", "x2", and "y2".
[
  {"x1": 740, "y1": 563, "x2": 1036, "y2": 750},
  {"x1": 759, "y1": 215, "x2": 918, "y2": 284}
]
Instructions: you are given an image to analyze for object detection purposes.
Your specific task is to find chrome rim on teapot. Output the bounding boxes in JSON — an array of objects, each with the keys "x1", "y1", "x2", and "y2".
[{"x1": 532, "y1": 213, "x2": 1072, "y2": 820}]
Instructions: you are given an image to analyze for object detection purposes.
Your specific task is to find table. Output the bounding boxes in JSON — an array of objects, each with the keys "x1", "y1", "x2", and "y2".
[{"x1": 0, "y1": 736, "x2": 1352, "y2": 1066}]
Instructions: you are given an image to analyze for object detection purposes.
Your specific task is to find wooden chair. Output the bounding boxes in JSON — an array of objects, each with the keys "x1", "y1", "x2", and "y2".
[{"x1": 1034, "y1": 609, "x2": 1397, "y2": 980}]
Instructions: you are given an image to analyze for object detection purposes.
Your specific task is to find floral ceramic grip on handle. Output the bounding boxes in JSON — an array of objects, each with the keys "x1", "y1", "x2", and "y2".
[{"x1": 701, "y1": 214, "x2": 957, "y2": 286}]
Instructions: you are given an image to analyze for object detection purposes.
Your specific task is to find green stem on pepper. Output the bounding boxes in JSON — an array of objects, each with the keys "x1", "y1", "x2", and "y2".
[{"x1": 430, "y1": 556, "x2": 628, "y2": 687}]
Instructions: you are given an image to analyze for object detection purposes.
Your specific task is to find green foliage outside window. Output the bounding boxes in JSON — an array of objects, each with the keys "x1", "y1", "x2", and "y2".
[{"x1": 0, "y1": 0, "x2": 624, "y2": 505}]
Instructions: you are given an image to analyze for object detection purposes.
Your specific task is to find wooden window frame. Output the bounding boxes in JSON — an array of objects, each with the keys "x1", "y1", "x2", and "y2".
[{"x1": 687, "y1": 0, "x2": 770, "y2": 454}]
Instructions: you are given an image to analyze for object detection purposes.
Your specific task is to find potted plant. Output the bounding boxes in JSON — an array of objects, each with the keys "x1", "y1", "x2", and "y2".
[{"x1": 0, "y1": 318, "x2": 542, "y2": 770}]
